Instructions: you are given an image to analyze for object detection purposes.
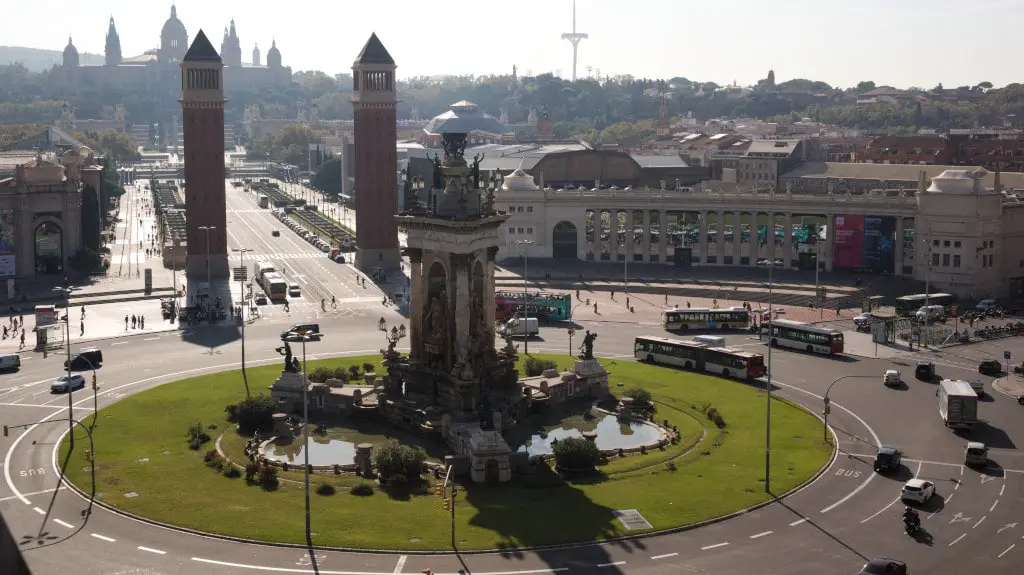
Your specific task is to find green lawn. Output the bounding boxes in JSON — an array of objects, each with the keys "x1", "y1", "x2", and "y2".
[{"x1": 61, "y1": 354, "x2": 830, "y2": 551}]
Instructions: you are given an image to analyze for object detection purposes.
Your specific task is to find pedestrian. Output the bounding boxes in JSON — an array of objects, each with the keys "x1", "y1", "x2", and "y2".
[
  {"x1": 125, "y1": 315, "x2": 129, "y2": 329},
  {"x1": 2, "y1": 326, "x2": 7, "y2": 339},
  {"x1": 626, "y1": 297, "x2": 630, "y2": 308},
  {"x1": 140, "y1": 315, "x2": 145, "y2": 329},
  {"x1": 131, "y1": 315, "x2": 137, "y2": 329},
  {"x1": 665, "y1": 294, "x2": 668, "y2": 305},
  {"x1": 80, "y1": 321, "x2": 84, "y2": 336},
  {"x1": 19, "y1": 331, "x2": 25, "y2": 349},
  {"x1": 81, "y1": 305, "x2": 86, "y2": 318}
]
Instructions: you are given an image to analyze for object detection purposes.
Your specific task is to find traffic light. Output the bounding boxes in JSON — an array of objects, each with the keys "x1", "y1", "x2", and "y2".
[
  {"x1": 91, "y1": 374, "x2": 98, "y2": 389},
  {"x1": 435, "y1": 483, "x2": 443, "y2": 497},
  {"x1": 442, "y1": 498, "x2": 450, "y2": 511},
  {"x1": 2, "y1": 425, "x2": 7, "y2": 437}
]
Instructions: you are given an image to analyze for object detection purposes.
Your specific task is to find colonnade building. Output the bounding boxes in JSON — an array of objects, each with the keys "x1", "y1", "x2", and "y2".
[{"x1": 495, "y1": 167, "x2": 1024, "y2": 299}]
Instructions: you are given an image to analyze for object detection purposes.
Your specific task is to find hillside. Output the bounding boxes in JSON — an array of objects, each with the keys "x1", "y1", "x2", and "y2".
[{"x1": 0, "y1": 46, "x2": 103, "y2": 71}]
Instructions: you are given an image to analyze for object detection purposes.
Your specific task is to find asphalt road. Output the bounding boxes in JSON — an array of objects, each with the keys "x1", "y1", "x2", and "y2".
[{"x1": 2, "y1": 195, "x2": 1023, "y2": 574}]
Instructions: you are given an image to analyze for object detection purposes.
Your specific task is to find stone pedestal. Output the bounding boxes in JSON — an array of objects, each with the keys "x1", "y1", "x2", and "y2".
[
  {"x1": 355, "y1": 443, "x2": 374, "y2": 477},
  {"x1": 582, "y1": 430, "x2": 598, "y2": 442},
  {"x1": 269, "y1": 370, "x2": 309, "y2": 413},
  {"x1": 573, "y1": 359, "x2": 610, "y2": 398},
  {"x1": 272, "y1": 413, "x2": 292, "y2": 444}
]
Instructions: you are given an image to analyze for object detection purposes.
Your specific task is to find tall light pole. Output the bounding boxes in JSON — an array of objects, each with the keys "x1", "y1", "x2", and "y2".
[
  {"x1": 232, "y1": 247, "x2": 253, "y2": 399},
  {"x1": 198, "y1": 225, "x2": 216, "y2": 289},
  {"x1": 53, "y1": 280, "x2": 77, "y2": 447},
  {"x1": 822, "y1": 375, "x2": 876, "y2": 442},
  {"x1": 765, "y1": 255, "x2": 774, "y2": 494},
  {"x1": 515, "y1": 239, "x2": 534, "y2": 354},
  {"x1": 815, "y1": 222, "x2": 823, "y2": 321},
  {"x1": 290, "y1": 329, "x2": 320, "y2": 544}
]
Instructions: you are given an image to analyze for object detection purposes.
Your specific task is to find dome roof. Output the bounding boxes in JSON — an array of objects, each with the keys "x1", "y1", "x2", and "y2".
[
  {"x1": 63, "y1": 37, "x2": 78, "y2": 57},
  {"x1": 267, "y1": 39, "x2": 281, "y2": 57},
  {"x1": 502, "y1": 163, "x2": 539, "y2": 192},
  {"x1": 161, "y1": 5, "x2": 187, "y2": 38},
  {"x1": 424, "y1": 101, "x2": 509, "y2": 136}
]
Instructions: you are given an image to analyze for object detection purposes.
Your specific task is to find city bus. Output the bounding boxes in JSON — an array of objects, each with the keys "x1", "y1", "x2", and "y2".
[
  {"x1": 495, "y1": 291, "x2": 572, "y2": 321},
  {"x1": 253, "y1": 261, "x2": 276, "y2": 283},
  {"x1": 765, "y1": 319, "x2": 844, "y2": 355},
  {"x1": 662, "y1": 307, "x2": 750, "y2": 331},
  {"x1": 633, "y1": 336, "x2": 767, "y2": 380},
  {"x1": 894, "y1": 293, "x2": 957, "y2": 316},
  {"x1": 258, "y1": 195, "x2": 270, "y2": 208},
  {"x1": 258, "y1": 272, "x2": 288, "y2": 302}
]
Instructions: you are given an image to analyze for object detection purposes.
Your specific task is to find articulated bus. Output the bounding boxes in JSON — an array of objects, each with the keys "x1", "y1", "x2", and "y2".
[
  {"x1": 633, "y1": 336, "x2": 767, "y2": 380},
  {"x1": 495, "y1": 291, "x2": 572, "y2": 321},
  {"x1": 765, "y1": 319, "x2": 844, "y2": 355},
  {"x1": 894, "y1": 293, "x2": 957, "y2": 316},
  {"x1": 662, "y1": 307, "x2": 750, "y2": 331}
]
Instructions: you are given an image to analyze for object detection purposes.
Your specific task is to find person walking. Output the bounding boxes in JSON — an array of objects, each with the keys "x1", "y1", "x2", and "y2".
[
  {"x1": 19, "y1": 331, "x2": 25, "y2": 349},
  {"x1": 81, "y1": 305, "x2": 86, "y2": 319},
  {"x1": 80, "y1": 321, "x2": 84, "y2": 337},
  {"x1": 125, "y1": 315, "x2": 129, "y2": 330},
  {"x1": 131, "y1": 315, "x2": 137, "y2": 329},
  {"x1": 140, "y1": 315, "x2": 145, "y2": 329}
]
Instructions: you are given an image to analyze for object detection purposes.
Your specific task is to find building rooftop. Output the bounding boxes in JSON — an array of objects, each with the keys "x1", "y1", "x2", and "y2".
[
  {"x1": 423, "y1": 101, "x2": 509, "y2": 136},
  {"x1": 630, "y1": 154, "x2": 689, "y2": 168},
  {"x1": 782, "y1": 161, "x2": 1024, "y2": 190},
  {"x1": 183, "y1": 30, "x2": 222, "y2": 63},
  {"x1": 355, "y1": 33, "x2": 394, "y2": 65}
]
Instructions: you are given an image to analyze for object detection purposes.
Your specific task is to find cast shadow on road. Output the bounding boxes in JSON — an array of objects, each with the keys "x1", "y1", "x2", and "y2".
[
  {"x1": 20, "y1": 419, "x2": 96, "y2": 552},
  {"x1": 179, "y1": 323, "x2": 242, "y2": 354},
  {"x1": 955, "y1": 421, "x2": 1016, "y2": 450},
  {"x1": 772, "y1": 496, "x2": 870, "y2": 563},
  {"x1": 465, "y1": 462, "x2": 628, "y2": 575}
]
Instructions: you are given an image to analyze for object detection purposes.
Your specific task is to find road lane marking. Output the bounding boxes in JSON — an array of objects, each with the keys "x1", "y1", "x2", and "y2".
[
  {"x1": 975, "y1": 516, "x2": 987, "y2": 529},
  {"x1": 138, "y1": 546, "x2": 166, "y2": 555},
  {"x1": 0, "y1": 403, "x2": 64, "y2": 409},
  {"x1": 651, "y1": 553, "x2": 678, "y2": 560},
  {"x1": 949, "y1": 534, "x2": 966, "y2": 546},
  {"x1": 862, "y1": 462, "x2": 921, "y2": 523},
  {"x1": 392, "y1": 555, "x2": 406, "y2": 574},
  {"x1": 90, "y1": 533, "x2": 115, "y2": 542},
  {"x1": 789, "y1": 518, "x2": 807, "y2": 526},
  {"x1": 192, "y1": 557, "x2": 568, "y2": 574},
  {"x1": 596, "y1": 562, "x2": 625, "y2": 567},
  {"x1": 53, "y1": 519, "x2": 74, "y2": 529},
  {"x1": 750, "y1": 530, "x2": 773, "y2": 539},
  {"x1": 991, "y1": 500, "x2": 999, "y2": 512},
  {"x1": 112, "y1": 342, "x2": 127, "y2": 346},
  {"x1": 701, "y1": 542, "x2": 729, "y2": 550},
  {"x1": 998, "y1": 544, "x2": 1015, "y2": 558},
  {"x1": 144, "y1": 337, "x2": 160, "y2": 341},
  {"x1": 32, "y1": 506, "x2": 46, "y2": 515},
  {"x1": 1000, "y1": 484, "x2": 1006, "y2": 496}
]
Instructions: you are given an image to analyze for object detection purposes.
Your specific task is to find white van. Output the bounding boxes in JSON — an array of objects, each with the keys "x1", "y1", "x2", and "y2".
[
  {"x1": 0, "y1": 354, "x2": 22, "y2": 371},
  {"x1": 499, "y1": 317, "x2": 539, "y2": 338},
  {"x1": 693, "y1": 335, "x2": 726, "y2": 347},
  {"x1": 915, "y1": 305, "x2": 945, "y2": 323}
]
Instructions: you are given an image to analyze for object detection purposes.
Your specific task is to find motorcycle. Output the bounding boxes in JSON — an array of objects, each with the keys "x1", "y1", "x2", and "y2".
[{"x1": 904, "y1": 517, "x2": 921, "y2": 535}]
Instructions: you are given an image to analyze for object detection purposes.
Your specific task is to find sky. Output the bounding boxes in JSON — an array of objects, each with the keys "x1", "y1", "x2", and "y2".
[{"x1": 9, "y1": 0, "x2": 1024, "y2": 89}]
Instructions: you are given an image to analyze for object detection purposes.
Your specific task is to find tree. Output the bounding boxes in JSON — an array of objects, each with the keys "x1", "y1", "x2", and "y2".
[
  {"x1": 854, "y1": 81, "x2": 876, "y2": 94},
  {"x1": 80, "y1": 184, "x2": 101, "y2": 251},
  {"x1": 74, "y1": 129, "x2": 138, "y2": 162},
  {"x1": 311, "y1": 157, "x2": 341, "y2": 195},
  {"x1": 373, "y1": 440, "x2": 425, "y2": 481},
  {"x1": 552, "y1": 437, "x2": 601, "y2": 472}
]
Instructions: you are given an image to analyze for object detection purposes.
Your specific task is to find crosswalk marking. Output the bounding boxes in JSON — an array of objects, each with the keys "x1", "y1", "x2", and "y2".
[{"x1": 244, "y1": 252, "x2": 331, "y2": 261}]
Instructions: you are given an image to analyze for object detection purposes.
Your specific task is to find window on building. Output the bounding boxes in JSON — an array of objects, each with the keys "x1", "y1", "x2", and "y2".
[
  {"x1": 931, "y1": 253, "x2": 940, "y2": 266},
  {"x1": 953, "y1": 255, "x2": 961, "y2": 268},
  {"x1": 933, "y1": 240, "x2": 940, "y2": 247},
  {"x1": 527, "y1": 227, "x2": 533, "y2": 234},
  {"x1": 527, "y1": 206, "x2": 533, "y2": 212},
  {"x1": 954, "y1": 241, "x2": 961, "y2": 248},
  {"x1": 943, "y1": 240, "x2": 950, "y2": 247},
  {"x1": 942, "y1": 254, "x2": 950, "y2": 267},
  {"x1": 509, "y1": 228, "x2": 515, "y2": 234},
  {"x1": 518, "y1": 228, "x2": 524, "y2": 234}
]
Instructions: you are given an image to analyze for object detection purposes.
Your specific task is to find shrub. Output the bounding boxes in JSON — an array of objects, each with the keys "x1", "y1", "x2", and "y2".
[
  {"x1": 712, "y1": 413, "x2": 727, "y2": 429},
  {"x1": 244, "y1": 462, "x2": 260, "y2": 483},
  {"x1": 373, "y1": 439, "x2": 426, "y2": 481},
  {"x1": 333, "y1": 464, "x2": 341, "y2": 475},
  {"x1": 348, "y1": 365, "x2": 361, "y2": 379},
  {"x1": 524, "y1": 357, "x2": 558, "y2": 377},
  {"x1": 706, "y1": 407, "x2": 720, "y2": 421},
  {"x1": 625, "y1": 387, "x2": 652, "y2": 406},
  {"x1": 316, "y1": 483, "x2": 336, "y2": 495},
  {"x1": 552, "y1": 437, "x2": 602, "y2": 471},
  {"x1": 258, "y1": 465, "x2": 279, "y2": 490},
  {"x1": 225, "y1": 395, "x2": 277, "y2": 435},
  {"x1": 223, "y1": 466, "x2": 242, "y2": 478},
  {"x1": 203, "y1": 449, "x2": 219, "y2": 464},
  {"x1": 332, "y1": 367, "x2": 350, "y2": 382},
  {"x1": 664, "y1": 461, "x2": 678, "y2": 472},
  {"x1": 350, "y1": 482, "x2": 375, "y2": 496},
  {"x1": 362, "y1": 362, "x2": 376, "y2": 374},
  {"x1": 309, "y1": 367, "x2": 333, "y2": 383},
  {"x1": 187, "y1": 422, "x2": 211, "y2": 450}
]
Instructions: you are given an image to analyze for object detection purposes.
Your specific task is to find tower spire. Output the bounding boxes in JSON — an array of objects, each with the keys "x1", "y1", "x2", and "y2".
[{"x1": 560, "y1": 0, "x2": 589, "y2": 82}]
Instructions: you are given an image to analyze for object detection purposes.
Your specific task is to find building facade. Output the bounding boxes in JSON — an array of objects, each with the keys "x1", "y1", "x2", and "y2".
[
  {"x1": 180, "y1": 31, "x2": 229, "y2": 279},
  {"x1": 351, "y1": 33, "x2": 401, "y2": 271}
]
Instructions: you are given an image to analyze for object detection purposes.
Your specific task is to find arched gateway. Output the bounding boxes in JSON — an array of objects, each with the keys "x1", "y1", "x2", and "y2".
[{"x1": 552, "y1": 221, "x2": 578, "y2": 259}]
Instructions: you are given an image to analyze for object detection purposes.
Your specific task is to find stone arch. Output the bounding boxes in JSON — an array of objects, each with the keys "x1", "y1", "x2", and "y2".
[
  {"x1": 424, "y1": 260, "x2": 449, "y2": 375},
  {"x1": 34, "y1": 220, "x2": 64, "y2": 275},
  {"x1": 552, "y1": 221, "x2": 578, "y2": 259}
]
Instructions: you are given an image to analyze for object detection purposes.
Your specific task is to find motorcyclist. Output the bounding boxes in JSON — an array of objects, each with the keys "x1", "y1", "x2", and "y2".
[{"x1": 903, "y1": 506, "x2": 920, "y2": 527}]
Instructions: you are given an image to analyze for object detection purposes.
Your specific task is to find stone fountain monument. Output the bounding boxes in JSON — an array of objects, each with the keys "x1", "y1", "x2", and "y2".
[{"x1": 384, "y1": 103, "x2": 522, "y2": 482}]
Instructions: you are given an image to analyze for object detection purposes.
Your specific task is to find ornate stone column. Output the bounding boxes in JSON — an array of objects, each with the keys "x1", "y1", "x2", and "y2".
[
  {"x1": 698, "y1": 211, "x2": 709, "y2": 265},
  {"x1": 453, "y1": 253, "x2": 471, "y2": 367},
  {"x1": 407, "y1": 248, "x2": 423, "y2": 361},
  {"x1": 716, "y1": 211, "x2": 725, "y2": 265},
  {"x1": 610, "y1": 210, "x2": 621, "y2": 261},
  {"x1": 658, "y1": 211, "x2": 668, "y2": 264},
  {"x1": 485, "y1": 247, "x2": 498, "y2": 341},
  {"x1": 895, "y1": 217, "x2": 905, "y2": 276}
]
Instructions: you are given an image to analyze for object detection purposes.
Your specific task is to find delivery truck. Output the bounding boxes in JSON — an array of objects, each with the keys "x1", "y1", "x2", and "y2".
[
  {"x1": 498, "y1": 317, "x2": 539, "y2": 338},
  {"x1": 938, "y1": 379, "x2": 978, "y2": 430}
]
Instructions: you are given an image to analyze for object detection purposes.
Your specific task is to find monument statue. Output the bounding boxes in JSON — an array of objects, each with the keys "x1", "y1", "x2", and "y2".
[
  {"x1": 424, "y1": 293, "x2": 448, "y2": 345},
  {"x1": 470, "y1": 153, "x2": 485, "y2": 188},
  {"x1": 430, "y1": 153, "x2": 444, "y2": 190},
  {"x1": 442, "y1": 134, "x2": 467, "y2": 164},
  {"x1": 578, "y1": 330, "x2": 598, "y2": 360},
  {"x1": 276, "y1": 342, "x2": 297, "y2": 372}
]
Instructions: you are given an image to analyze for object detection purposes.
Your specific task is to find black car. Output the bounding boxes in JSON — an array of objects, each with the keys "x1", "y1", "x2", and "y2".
[
  {"x1": 271, "y1": 229, "x2": 281, "y2": 237},
  {"x1": 979, "y1": 359, "x2": 1002, "y2": 376},
  {"x1": 874, "y1": 446, "x2": 903, "y2": 473},
  {"x1": 64, "y1": 348, "x2": 103, "y2": 370},
  {"x1": 858, "y1": 557, "x2": 907, "y2": 575},
  {"x1": 914, "y1": 362, "x2": 935, "y2": 380}
]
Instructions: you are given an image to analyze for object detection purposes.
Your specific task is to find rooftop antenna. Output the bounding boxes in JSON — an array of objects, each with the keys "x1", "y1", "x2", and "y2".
[{"x1": 560, "y1": 0, "x2": 589, "y2": 82}]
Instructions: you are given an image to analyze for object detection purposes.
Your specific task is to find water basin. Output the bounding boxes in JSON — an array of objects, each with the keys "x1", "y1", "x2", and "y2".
[
  {"x1": 263, "y1": 436, "x2": 357, "y2": 467},
  {"x1": 515, "y1": 414, "x2": 660, "y2": 456}
]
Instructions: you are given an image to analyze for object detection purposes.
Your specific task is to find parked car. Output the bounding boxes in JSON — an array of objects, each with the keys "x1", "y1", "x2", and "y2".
[
  {"x1": 978, "y1": 359, "x2": 1002, "y2": 376},
  {"x1": 51, "y1": 374, "x2": 87, "y2": 393},
  {"x1": 874, "y1": 446, "x2": 903, "y2": 473},
  {"x1": 915, "y1": 362, "x2": 935, "y2": 381},
  {"x1": 976, "y1": 298, "x2": 998, "y2": 311},
  {"x1": 858, "y1": 558, "x2": 907, "y2": 575},
  {"x1": 901, "y1": 478, "x2": 935, "y2": 504}
]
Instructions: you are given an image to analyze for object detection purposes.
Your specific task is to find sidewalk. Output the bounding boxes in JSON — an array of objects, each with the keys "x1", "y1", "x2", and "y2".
[{"x1": 993, "y1": 375, "x2": 1024, "y2": 398}]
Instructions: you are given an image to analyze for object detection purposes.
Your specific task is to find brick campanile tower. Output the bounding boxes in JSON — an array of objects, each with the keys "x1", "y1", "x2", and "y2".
[
  {"x1": 180, "y1": 30, "x2": 229, "y2": 279},
  {"x1": 351, "y1": 33, "x2": 401, "y2": 272}
]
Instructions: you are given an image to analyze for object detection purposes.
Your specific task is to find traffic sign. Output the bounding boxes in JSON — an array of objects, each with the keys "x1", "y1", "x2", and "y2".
[
  {"x1": 951, "y1": 305, "x2": 958, "y2": 318},
  {"x1": 1005, "y1": 350, "x2": 1012, "y2": 360}
]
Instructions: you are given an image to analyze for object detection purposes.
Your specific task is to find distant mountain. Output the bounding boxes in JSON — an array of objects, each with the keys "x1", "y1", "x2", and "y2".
[{"x1": 0, "y1": 46, "x2": 104, "y2": 71}]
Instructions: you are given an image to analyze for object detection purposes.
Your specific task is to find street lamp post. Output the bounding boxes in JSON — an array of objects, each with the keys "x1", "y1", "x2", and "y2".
[
  {"x1": 232, "y1": 247, "x2": 253, "y2": 399},
  {"x1": 515, "y1": 240, "x2": 534, "y2": 354},
  {"x1": 822, "y1": 375, "x2": 876, "y2": 441},
  {"x1": 815, "y1": 223, "x2": 823, "y2": 321},
  {"x1": 765, "y1": 259, "x2": 774, "y2": 494},
  {"x1": 290, "y1": 329, "x2": 319, "y2": 544},
  {"x1": 198, "y1": 225, "x2": 216, "y2": 289},
  {"x1": 567, "y1": 328, "x2": 576, "y2": 356},
  {"x1": 53, "y1": 281, "x2": 77, "y2": 447}
]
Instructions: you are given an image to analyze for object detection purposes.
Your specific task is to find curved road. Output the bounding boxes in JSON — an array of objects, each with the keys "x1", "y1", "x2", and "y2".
[{"x1": 2, "y1": 186, "x2": 1022, "y2": 574}]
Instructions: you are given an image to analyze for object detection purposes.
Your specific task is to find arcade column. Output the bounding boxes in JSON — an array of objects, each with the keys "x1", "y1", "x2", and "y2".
[
  {"x1": 716, "y1": 211, "x2": 726, "y2": 265},
  {"x1": 895, "y1": 217, "x2": 905, "y2": 276},
  {"x1": 658, "y1": 211, "x2": 668, "y2": 264},
  {"x1": 452, "y1": 254, "x2": 471, "y2": 367},
  {"x1": 485, "y1": 247, "x2": 498, "y2": 339},
  {"x1": 784, "y1": 213, "x2": 794, "y2": 266},
  {"x1": 749, "y1": 212, "x2": 760, "y2": 267},
  {"x1": 698, "y1": 211, "x2": 709, "y2": 265},
  {"x1": 767, "y1": 212, "x2": 777, "y2": 262},
  {"x1": 407, "y1": 249, "x2": 423, "y2": 361},
  {"x1": 610, "y1": 210, "x2": 621, "y2": 261},
  {"x1": 626, "y1": 211, "x2": 636, "y2": 261},
  {"x1": 641, "y1": 210, "x2": 652, "y2": 261},
  {"x1": 732, "y1": 212, "x2": 743, "y2": 265},
  {"x1": 824, "y1": 213, "x2": 834, "y2": 272}
]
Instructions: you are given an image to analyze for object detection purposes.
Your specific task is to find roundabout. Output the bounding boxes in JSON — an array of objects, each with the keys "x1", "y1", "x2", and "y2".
[{"x1": 55, "y1": 353, "x2": 830, "y2": 552}]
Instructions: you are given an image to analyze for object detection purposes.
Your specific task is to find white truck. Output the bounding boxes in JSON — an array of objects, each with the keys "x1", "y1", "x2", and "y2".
[
  {"x1": 938, "y1": 379, "x2": 979, "y2": 430},
  {"x1": 499, "y1": 317, "x2": 539, "y2": 338}
]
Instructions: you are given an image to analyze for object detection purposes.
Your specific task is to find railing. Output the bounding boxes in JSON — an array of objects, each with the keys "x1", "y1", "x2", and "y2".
[{"x1": 540, "y1": 185, "x2": 919, "y2": 207}]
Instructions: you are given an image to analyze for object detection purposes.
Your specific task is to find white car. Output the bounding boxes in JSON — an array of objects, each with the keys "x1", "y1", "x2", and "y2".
[
  {"x1": 976, "y1": 299, "x2": 997, "y2": 311},
  {"x1": 51, "y1": 374, "x2": 86, "y2": 393},
  {"x1": 288, "y1": 283, "x2": 301, "y2": 297},
  {"x1": 901, "y1": 478, "x2": 935, "y2": 504},
  {"x1": 883, "y1": 370, "x2": 901, "y2": 386},
  {"x1": 854, "y1": 312, "x2": 875, "y2": 327}
]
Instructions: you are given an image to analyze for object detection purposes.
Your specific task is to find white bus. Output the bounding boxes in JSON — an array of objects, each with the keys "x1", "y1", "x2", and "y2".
[
  {"x1": 253, "y1": 261, "x2": 276, "y2": 282},
  {"x1": 662, "y1": 307, "x2": 750, "y2": 331},
  {"x1": 634, "y1": 336, "x2": 766, "y2": 380},
  {"x1": 765, "y1": 319, "x2": 844, "y2": 355},
  {"x1": 258, "y1": 272, "x2": 288, "y2": 302}
]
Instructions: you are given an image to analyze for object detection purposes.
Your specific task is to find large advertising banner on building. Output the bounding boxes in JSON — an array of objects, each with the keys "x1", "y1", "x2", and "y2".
[
  {"x1": 0, "y1": 210, "x2": 15, "y2": 277},
  {"x1": 832, "y1": 215, "x2": 864, "y2": 269},
  {"x1": 863, "y1": 216, "x2": 895, "y2": 274}
]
